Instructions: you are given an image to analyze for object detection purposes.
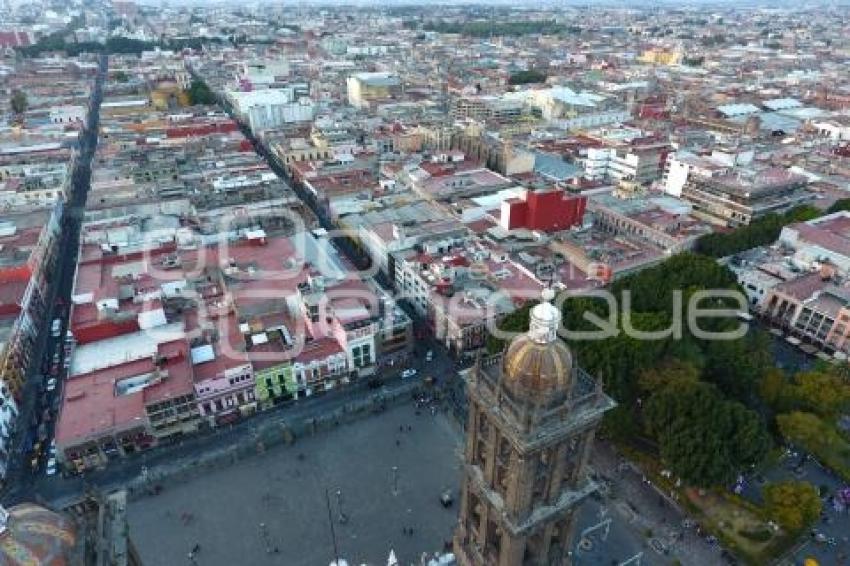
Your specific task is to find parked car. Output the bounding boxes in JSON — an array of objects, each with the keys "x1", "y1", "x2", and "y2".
[
  {"x1": 46, "y1": 457, "x2": 57, "y2": 476},
  {"x1": 425, "y1": 350, "x2": 433, "y2": 362},
  {"x1": 401, "y1": 369, "x2": 417, "y2": 379},
  {"x1": 46, "y1": 378, "x2": 57, "y2": 393}
]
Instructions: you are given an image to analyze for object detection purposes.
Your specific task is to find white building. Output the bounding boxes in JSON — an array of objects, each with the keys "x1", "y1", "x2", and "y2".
[
  {"x1": 662, "y1": 148, "x2": 753, "y2": 197},
  {"x1": 226, "y1": 88, "x2": 316, "y2": 132},
  {"x1": 513, "y1": 86, "x2": 629, "y2": 128},
  {"x1": 584, "y1": 144, "x2": 667, "y2": 184},
  {"x1": 237, "y1": 61, "x2": 290, "y2": 89},
  {"x1": 812, "y1": 120, "x2": 850, "y2": 142},
  {"x1": 48, "y1": 105, "x2": 86, "y2": 124}
]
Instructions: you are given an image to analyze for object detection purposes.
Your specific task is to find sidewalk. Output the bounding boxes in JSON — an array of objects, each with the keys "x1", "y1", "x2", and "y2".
[{"x1": 591, "y1": 440, "x2": 726, "y2": 566}]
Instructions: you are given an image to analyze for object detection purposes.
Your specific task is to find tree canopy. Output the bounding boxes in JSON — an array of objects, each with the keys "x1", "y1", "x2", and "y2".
[
  {"x1": 10, "y1": 90, "x2": 27, "y2": 115},
  {"x1": 487, "y1": 252, "x2": 773, "y2": 487},
  {"x1": 186, "y1": 79, "x2": 216, "y2": 106},
  {"x1": 826, "y1": 198, "x2": 850, "y2": 215},
  {"x1": 762, "y1": 481, "x2": 821, "y2": 532},
  {"x1": 761, "y1": 365, "x2": 850, "y2": 419},
  {"x1": 775, "y1": 408, "x2": 850, "y2": 482},
  {"x1": 644, "y1": 378, "x2": 770, "y2": 487},
  {"x1": 694, "y1": 205, "x2": 821, "y2": 258},
  {"x1": 508, "y1": 69, "x2": 548, "y2": 85},
  {"x1": 18, "y1": 34, "x2": 159, "y2": 57}
]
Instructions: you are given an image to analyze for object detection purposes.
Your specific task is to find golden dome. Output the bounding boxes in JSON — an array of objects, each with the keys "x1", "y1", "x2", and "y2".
[
  {"x1": 0, "y1": 503, "x2": 78, "y2": 565},
  {"x1": 501, "y1": 289, "x2": 573, "y2": 400}
]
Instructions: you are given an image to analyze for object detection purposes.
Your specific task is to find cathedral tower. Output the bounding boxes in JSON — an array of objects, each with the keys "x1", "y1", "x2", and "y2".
[{"x1": 453, "y1": 290, "x2": 615, "y2": 565}]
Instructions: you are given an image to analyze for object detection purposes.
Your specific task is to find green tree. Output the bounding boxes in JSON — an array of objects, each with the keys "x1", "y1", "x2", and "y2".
[
  {"x1": 702, "y1": 332, "x2": 770, "y2": 403},
  {"x1": 787, "y1": 369, "x2": 850, "y2": 419},
  {"x1": 759, "y1": 368, "x2": 789, "y2": 411},
  {"x1": 763, "y1": 481, "x2": 821, "y2": 532},
  {"x1": 10, "y1": 90, "x2": 27, "y2": 114},
  {"x1": 776, "y1": 411, "x2": 849, "y2": 458},
  {"x1": 826, "y1": 198, "x2": 850, "y2": 215},
  {"x1": 638, "y1": 359, "x2": 700, "y2": 395},
  {"x1": 508, "y1": 69, "x2": 547, "y2": 85},
  {"x1": 486, "y1": 303, "x2": 531, "y2": 354},
  {"x1": 694, "y1": 205, "x2": 820, "y2": 258},
  {"x1": 187, "y1": 79, "x2": 216, "y2": 106},
  {"x1": 645, "y1": 381, "x2": 769, "y2": 487}
]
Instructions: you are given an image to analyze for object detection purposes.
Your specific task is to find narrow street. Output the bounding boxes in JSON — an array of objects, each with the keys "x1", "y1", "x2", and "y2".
[
  {"x1": 2, "y1": 54, "x2": 108, "y2": 502},
  {"x1": 1, "y1": 63, "x2": 465, "y2": 509}
]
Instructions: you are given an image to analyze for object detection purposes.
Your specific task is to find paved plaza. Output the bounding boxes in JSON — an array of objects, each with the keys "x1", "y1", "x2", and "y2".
[
  {"x1": 126, "y1": 401, "x2": 661, "y2": 566},
  {"x1": 127, "y1": 403, "x2": 464, "y2": 566}
]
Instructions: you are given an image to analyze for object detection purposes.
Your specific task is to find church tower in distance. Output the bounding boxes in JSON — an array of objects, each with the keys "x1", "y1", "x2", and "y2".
[{"x1": 453, "y1": 289, "x2": 615, "y2": 565}]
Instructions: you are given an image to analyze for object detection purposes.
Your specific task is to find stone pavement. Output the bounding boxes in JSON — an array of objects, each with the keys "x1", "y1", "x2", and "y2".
[{"x1": 127, "y1": 402, "x2": 463, "y2": 566}]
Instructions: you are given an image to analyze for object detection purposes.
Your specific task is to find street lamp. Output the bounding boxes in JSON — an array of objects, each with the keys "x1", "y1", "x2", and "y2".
[{"x1": 336, "y1": 489, "x2": 348, "y2": 524}]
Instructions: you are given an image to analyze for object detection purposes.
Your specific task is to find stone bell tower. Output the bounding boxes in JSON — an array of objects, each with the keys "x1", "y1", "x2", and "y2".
[{"x1": 453, "y1": 290, "x2": 615, "y2": 565}]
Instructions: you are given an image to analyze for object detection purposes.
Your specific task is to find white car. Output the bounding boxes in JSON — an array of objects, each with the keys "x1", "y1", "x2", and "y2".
[
  {"x1": 49, "y1": 439, "x2": 57, "y2": 456},
  {"x1": 401, "y1": 369, "x2": 417, "y2": 379},
  {"x1": 46, "y1": 378, "x2": 57, "y2": 392},
  {"x1": 46, "y1": 457, "x2": 57, "y2": 476},
  {"x1": 425, "y1": 350, "x2": 433, "y2": 362}
]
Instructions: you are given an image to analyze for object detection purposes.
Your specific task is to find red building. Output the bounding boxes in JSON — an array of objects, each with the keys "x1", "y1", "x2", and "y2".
[{"x1": 500, "y1": 188, "x2": 587, "y2": 232}]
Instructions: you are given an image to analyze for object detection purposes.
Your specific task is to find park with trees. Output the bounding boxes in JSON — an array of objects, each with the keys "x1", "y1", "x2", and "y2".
[{"x1": 487, "y1": 247, "x2": 850, "y2": 560}]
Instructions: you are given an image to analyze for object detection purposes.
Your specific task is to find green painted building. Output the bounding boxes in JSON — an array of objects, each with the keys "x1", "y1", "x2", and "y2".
[{"x1": 254, "y1": 362, "x2": 297, "y2": 407}]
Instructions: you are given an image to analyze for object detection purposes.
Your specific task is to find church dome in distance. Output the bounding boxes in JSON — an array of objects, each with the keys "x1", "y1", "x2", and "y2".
[
  {"x1": 0, "y1": 503, "x2": 79, "y2": 565},
  {"x1": 502, "y1": 289, "x2": 573, "y2": 401}
]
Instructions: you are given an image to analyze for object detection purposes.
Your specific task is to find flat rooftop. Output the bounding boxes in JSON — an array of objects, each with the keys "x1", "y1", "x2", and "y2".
[{"x1": 70, "y1": 323, "x2": 185, "y2": 376}]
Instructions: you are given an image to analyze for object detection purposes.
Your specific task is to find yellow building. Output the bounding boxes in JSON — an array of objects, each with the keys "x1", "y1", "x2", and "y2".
[
  {"x1": 346, "y1": 72, "x2": 401, "y2": 109},
  {"x1": 639, "y1": 48, "x2": 682, "y2": 66}
]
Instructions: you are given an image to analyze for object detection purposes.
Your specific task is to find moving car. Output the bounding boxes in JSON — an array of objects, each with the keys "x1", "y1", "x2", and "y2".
[
  {"x1": 401, "y1": 368, "x2": 417, "y2": 379},
  {"x1": 46, "y1": 377, "x2": 57, "y2": 392},
  {"x1": 46, "y1": 457, "x2": 57, "y2": 476}
]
